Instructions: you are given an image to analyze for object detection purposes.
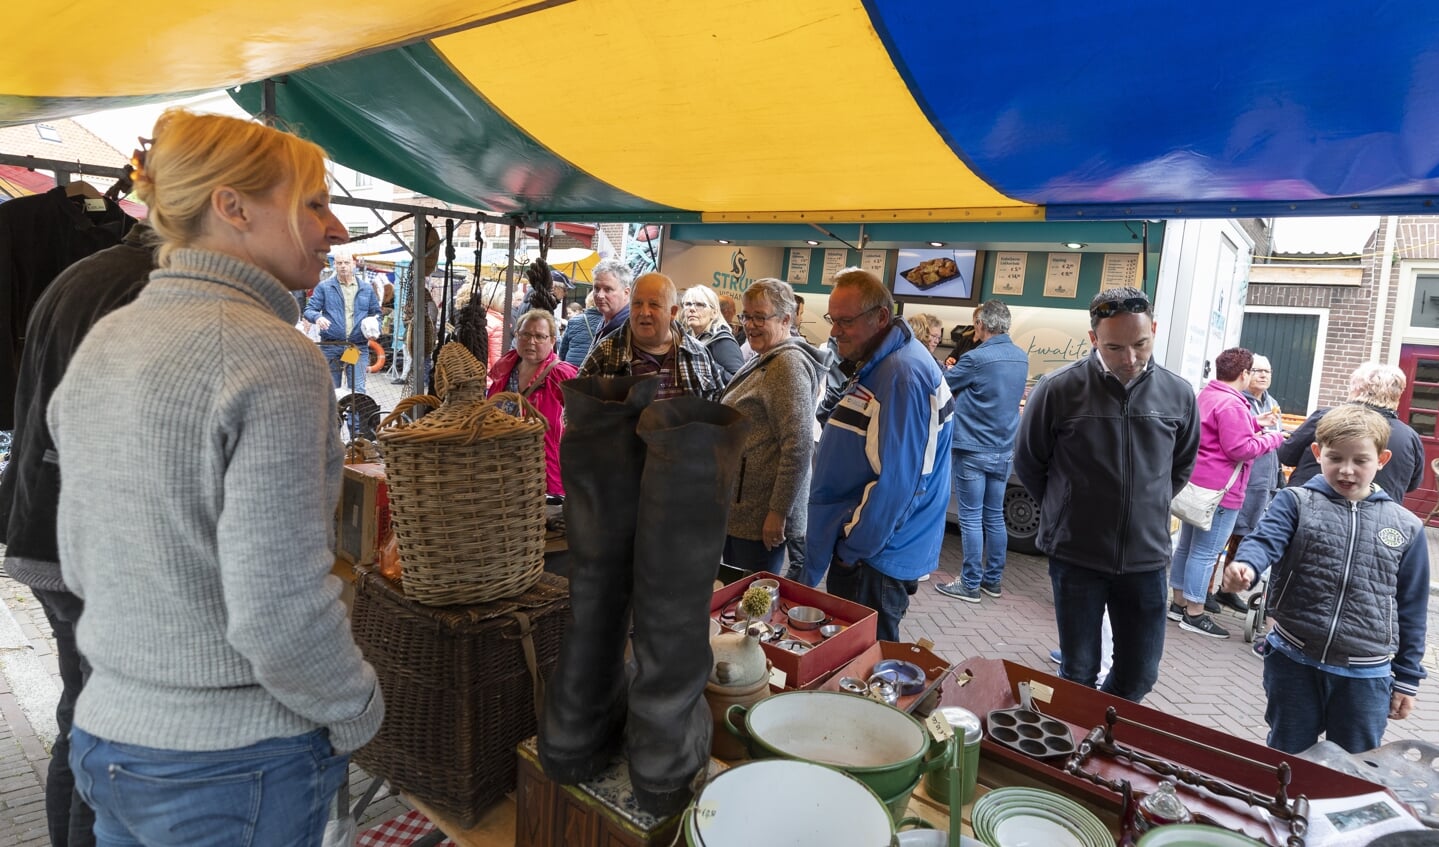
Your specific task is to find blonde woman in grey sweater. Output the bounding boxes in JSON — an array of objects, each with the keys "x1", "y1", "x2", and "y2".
[
  {"x1": 720, "y1": 279, "x2": 825, "y2": 573},
  {"x1": 49, "y1": 110, "x2": 382, "y2": 846}
]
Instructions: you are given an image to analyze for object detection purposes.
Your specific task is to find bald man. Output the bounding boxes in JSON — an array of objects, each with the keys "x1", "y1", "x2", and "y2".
[{"x1": 578, "y1": 272, "x2": 724, "y2": 400}]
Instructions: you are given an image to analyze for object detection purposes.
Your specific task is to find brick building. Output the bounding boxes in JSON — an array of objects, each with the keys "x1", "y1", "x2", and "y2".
[{"x1": 1243, "y1": 215, "x2": 1439, "y2": 518}]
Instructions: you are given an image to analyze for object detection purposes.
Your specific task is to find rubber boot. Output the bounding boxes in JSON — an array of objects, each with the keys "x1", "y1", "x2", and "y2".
[
  {"x1": 537, "y1": 375, "x2": 660, "y2": 784},
  {"x1": 627, "y1": 396, "x2": 750, "y2": 815}
]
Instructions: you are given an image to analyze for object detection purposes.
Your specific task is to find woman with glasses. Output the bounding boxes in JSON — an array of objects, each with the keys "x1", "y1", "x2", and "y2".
[
  {"x1": 907, "y1": 312, "x2": 944, "y2": 356},
  {"x1": 720, "y1": 279, "x2": 825, "y2": 573},
  {"x1": 488, "y1": 309, "x2": 579, "y2": 503},
  {"x1": 680, "y1": 284, "x2": 744, "y2": 383}
]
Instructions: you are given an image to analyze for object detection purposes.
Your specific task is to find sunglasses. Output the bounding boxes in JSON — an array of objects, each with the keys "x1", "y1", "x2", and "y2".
[{"x1": 1089, "y1": 296, "x2": 1151, "y2": 320}]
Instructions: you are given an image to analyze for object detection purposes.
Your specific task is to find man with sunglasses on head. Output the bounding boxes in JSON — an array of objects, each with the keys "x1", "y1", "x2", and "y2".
[
  {"x1": 803, "y1": 268, "x2": 955, "y2": 642},
  {"x1": 1015, "y1": 286, "x2": 1199, "y2": 703}
]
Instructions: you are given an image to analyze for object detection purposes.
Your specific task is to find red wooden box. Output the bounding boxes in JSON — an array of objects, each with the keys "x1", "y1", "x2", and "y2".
[
  {"x1": 818, "y1": 640, "x2": 956, "y2": 714},
  {"x1": 709, "y1": 573, "x2": 877, "y2": 687}
]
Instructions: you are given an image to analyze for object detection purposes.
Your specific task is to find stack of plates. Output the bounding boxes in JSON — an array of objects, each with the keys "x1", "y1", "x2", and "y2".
[{"x1": 971, "y1": 787, "x2": 1112, "y2": 847}]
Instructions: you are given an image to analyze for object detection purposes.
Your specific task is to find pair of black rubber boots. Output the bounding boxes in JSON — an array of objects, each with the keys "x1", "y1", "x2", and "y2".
[{"x1": 537, "y1": 375, "x2": 748, "y2": 816}]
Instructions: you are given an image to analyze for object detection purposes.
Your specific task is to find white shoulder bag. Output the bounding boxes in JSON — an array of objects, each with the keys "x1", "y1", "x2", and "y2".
[{"x1": 1170, "y1": 463, "x2": 1243, "y2": 531}]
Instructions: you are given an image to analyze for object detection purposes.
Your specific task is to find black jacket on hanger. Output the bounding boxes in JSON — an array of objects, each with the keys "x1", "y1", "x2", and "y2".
[
  {"x1": 0, "y1": 224, "x2": 156, "y2": 587},
  {"x1": 1, "y1": 186, "x2": 135, "y2": 429}
]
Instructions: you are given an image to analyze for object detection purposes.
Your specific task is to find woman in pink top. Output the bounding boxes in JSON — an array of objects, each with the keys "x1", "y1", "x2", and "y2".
[
  {"x1": 1169, "y1": 347, "x2": 1285, "y2": 639},
  {"x1": 487, "y1": 309, "x2": 578, "y2": 501}
]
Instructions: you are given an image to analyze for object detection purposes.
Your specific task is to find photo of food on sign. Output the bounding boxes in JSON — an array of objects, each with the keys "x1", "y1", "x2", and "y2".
[{"x1": 891, "y1": 248, "x2": 978, "y2": 300}]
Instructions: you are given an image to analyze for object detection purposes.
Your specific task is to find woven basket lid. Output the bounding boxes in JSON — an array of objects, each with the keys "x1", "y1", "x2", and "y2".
[{"x1": 434, "y1": 341, "x2": 488, "y2": 399}]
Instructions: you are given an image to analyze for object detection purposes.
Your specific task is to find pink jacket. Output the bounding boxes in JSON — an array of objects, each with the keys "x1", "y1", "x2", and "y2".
[
  {"x1": 1189, "y1": 380, "x2": 1285, "y2": 509},
  {"x1": 486, "y1": 349, "x2": 577, "y2": 496}
]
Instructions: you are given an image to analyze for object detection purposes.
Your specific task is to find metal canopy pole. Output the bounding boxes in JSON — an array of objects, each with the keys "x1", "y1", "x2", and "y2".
[
  {"x1": 410, "y1": 212, "x2": 428, "y2": 397},
  {"x1": 503, "y1": 225, "x2": 518, "y2": 351}
]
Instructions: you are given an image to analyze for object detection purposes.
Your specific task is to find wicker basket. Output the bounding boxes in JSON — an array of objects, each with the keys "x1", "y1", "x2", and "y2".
[
  {"x1": 377, "y1": 389, "x2": 547, "y2": 606},
  {"x1": 350, "y1": 567, "x2": 570, "y2": 827},
  {"x1": 433, "y1": 340, "x2": 487, "y2": 399}
]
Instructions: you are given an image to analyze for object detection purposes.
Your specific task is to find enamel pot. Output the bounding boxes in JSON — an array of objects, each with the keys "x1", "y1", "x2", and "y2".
[
  {"x1": 684, "y1": 759, "x2": 898, "y2": 846},
  {"x1": 724, "y1": 690, "x2": 951, "y2": 799}
]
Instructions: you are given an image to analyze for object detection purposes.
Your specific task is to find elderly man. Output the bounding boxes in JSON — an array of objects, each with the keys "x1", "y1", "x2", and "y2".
[
  {"x1": 936, "y1": 299, "x2": 1030, "y2": 601},
  {"x1": 1279, "y1": 362, "x2": 1425, "y2": 502},
  {"x1": 578, "y1": 272, "x2": 723, "y2": 400},
  {"x1": 590, "y1": 259, "x2": 634, "y2": 342},
  {"x1": 803, "y1": 268, "x2": 955, "y2": 641},
  {"x1": 1015, "y1": 287, "x2": 1198, "y2": 703},
  {"x1": 304, "y1": 253, "x2": 381, "y2": 392}
]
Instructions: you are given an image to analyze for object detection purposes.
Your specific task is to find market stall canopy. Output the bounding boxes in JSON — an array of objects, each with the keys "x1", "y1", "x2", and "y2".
[{"x1": 7, "y1": 1, "x2": 1439, "y2": 222}]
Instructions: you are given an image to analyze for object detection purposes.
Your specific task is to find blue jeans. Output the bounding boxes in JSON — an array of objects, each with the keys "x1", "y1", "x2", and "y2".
[
  {"x1": 1049, "y1": 560, "x2": 1168, "y2": 703},
  {"x1": 1263, "y1": 649, "x2": 1392, "y2": 754},
  {"x1": 954, "y1": 450, "x2": 1011, "y2": 589},
  {"x1": 724, "y1": 535, "x2": 785, "y2": 575},
  {"x1": 71, "y1": 727, "x2": 348, "y2": 847},
  {"x1": 321, "y1": 343, "x2": 369, "y2": 393},
  {"x1": 1169, "y1": 505, "x2": 1240, "y2": 604},
  {"x1": 826, "y1": 558, "x2": 915, "y2": 642}
]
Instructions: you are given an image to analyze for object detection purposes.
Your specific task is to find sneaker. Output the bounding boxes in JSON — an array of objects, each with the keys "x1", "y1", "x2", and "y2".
[
  {"x1": 1166, "y1": 602, "x2": 1184, "y2": 622},
  {"x1": 936, "y1": 581, "x2": 981, "y2": 603},
  {"x1": 980, "y1": 581, "x2": 1003, "y2": 598},
  {"x1": 918, "y1": 573, "x2": 931, "y2": 582},
  {"x1": 1203, "y1": 594, "x2": 1222, "y2": 614},
  {"x1": 1212, "y1": 591, "x2": 1248, "y2": 613},
  {"x1": 1180, "y1": 612, "x2": 1230, "y2": 639},
  {"x1": 1048, "y1": 649, "x2": 1062, "y2": 664},
  {"x1": 1251, "y1": 638, "x2": 1271, "y2": 659}
]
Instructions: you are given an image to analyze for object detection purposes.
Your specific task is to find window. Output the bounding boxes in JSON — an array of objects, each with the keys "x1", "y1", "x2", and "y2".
[
  {"x1": 347, "y1": 226, "x2": 368, "y2": 238},
  {"x1": 36, "y1": 124, "x2": 61, "y2": 142},
  {"x1": 353, "y1": 172, "x2": 373, "y2": 188}
]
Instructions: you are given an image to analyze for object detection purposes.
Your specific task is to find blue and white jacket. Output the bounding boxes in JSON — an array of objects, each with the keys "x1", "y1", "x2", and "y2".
[{"x1": 803, "y1": 320, "x2": 955, "y2": 585}]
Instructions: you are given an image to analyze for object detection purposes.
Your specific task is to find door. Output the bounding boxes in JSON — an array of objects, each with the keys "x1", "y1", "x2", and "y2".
[
  {"x1": 1397, "y1": 344, "x2": 1439, "y2": 523},
  {"x1": 1238, "y1": 313, "x2": 1318, "y2": 415}
]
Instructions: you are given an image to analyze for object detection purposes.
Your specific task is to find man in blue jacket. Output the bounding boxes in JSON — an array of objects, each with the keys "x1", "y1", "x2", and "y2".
[
  {"x1": 936, "y1": 299, "x2": 1030, "y2": 601},
  {"x1": 304, "y1": 254, "x2": 381, "y2": 392},
  {"x1": 803, "y1": 268, "x2": 955, "y2": 641}
]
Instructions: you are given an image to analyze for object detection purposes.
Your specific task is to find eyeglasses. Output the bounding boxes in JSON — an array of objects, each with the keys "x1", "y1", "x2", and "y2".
[
  {"x1": 738, "y1": 312, "x2": 780, "y2": 325},
  {"x1": 517, "y1": 332, "x2": 552, "y2": 343},
  {"x1": 681, "y1": 300, "x2": 709, "y2": 310},
  {"x1": 1089, "y1": 296, "x2": 1150, "y2": 320},
  {"x1": 823, "y1": 305, "x2": 881, "y2": 329}
]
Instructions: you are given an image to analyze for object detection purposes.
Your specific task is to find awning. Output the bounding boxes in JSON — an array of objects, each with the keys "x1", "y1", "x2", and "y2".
[{"x1": 7, "y1": 1, "x2": 1439, "y2": 221}]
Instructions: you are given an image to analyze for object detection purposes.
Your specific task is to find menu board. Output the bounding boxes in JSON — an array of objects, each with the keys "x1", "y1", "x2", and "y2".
[
  {"x1": 993, "y1": 252, "x2": 1027, "y2": 296},
  {"x1": 1101, "y1": 253, "x2": 1141, "y2": 288},
  {"x1": 786, "y1": 248, "x2": 811, "y2": 285},
  {"x1": 860, "y1": 250, "x2": 887, "y2": 278},
  {"x1": 821, "y1": 249, "x2": 848, "y2": 285},
  {"x1": 1043, "y1": 254, "x2": 1081, "y2": 298}
]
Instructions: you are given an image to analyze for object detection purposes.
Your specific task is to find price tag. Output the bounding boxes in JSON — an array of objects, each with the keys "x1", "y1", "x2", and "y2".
[
  {"x1": 1027, "y1": 681, "x2": 1055, "y2": 704},
  {"x1": 84, "y1": 198, "x2": 107, "y2": 213},
  {"x1": 768, "y1": 665, "x2": 787, "y2": 689},
  {"x1": 340, "y1": 345, "x2": 360, "y2": 365},
  {"x1": 925, "y1": 712, "x2": 955, "y2": 743}
]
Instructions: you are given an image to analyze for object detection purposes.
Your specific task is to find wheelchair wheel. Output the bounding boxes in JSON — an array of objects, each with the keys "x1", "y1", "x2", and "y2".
[{"x1": 1242, "y1": 580, "x2": 1268, "y2": 643}]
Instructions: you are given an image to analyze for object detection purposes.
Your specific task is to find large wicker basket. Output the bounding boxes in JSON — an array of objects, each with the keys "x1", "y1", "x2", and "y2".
[
  {"x1": 350, "y1": 566, "x2": 570, "y2": 827},
  {"x1": 377, "y1": 386, "x2": 547, "y2": 606}
]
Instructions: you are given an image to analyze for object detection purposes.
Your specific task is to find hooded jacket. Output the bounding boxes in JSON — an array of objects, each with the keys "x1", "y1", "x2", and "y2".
[
  {"x1": 720, "y1": 338, "x2": 824, "y2": 540},
  {"x1": 696, "y1": 320, "x2": 744, "y2": 384},
  {"x1": 805, "y1": 320, "x2": 955, "y2": 584},
  {"x1": 1015, "y1": 352, "x2": 1199, "y2": 573}
]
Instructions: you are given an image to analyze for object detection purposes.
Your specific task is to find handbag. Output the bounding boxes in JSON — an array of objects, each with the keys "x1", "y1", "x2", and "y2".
[{"x1": 1170, "y1": 463, "x2": 1243, "y2": 531}]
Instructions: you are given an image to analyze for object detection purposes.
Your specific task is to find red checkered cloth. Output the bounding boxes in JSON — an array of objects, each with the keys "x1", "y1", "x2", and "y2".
[{"x1": 355, "y1": 809, "x2": 453, "y2": 846}]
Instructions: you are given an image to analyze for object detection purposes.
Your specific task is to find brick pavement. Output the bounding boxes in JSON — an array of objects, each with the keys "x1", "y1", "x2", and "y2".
[{"x1": 902, "y1": 527, "x2": 1439, "y2": 749}]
